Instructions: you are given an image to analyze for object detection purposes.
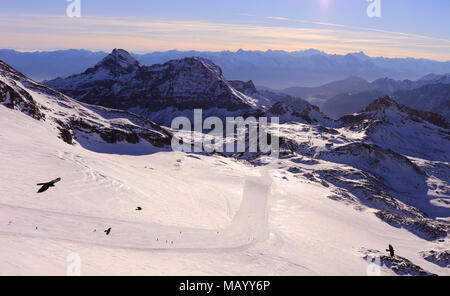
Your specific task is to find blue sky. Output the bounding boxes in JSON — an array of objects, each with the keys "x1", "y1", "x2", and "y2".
[{"x1": 0, "y1": 0, "x2": 449, "y2": 60}]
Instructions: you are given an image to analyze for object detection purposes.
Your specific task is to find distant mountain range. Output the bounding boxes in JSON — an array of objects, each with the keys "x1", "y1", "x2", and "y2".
[
  {"x1": 44, "y1": 49, "x2": 330, "y2": 126},
  {"x1": 283, "y1": 74, "x2": 450, "y2": 120},
  {"x1": 0, "y1": 49, "x2": 106, "y2": 82},
  {"x1": 2, "y1": 48, "x2": 450, "y2": 88}
]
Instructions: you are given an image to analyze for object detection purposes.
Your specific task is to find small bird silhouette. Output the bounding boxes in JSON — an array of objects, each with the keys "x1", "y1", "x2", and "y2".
[
  {"x1": 37, "y1": 178, "x2": 61, "y2": 193},
  {"x1": 136, "y1": 207, "x2": 142, "y2": 211},
  {"x1": 104, "y1": 227, "x2": 111, "y2": 235}
]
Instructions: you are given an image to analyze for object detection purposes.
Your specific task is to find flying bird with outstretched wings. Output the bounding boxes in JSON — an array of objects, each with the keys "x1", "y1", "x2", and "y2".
[{"x1": 36, "y1": 178, "x2": 61, "y2": 193}]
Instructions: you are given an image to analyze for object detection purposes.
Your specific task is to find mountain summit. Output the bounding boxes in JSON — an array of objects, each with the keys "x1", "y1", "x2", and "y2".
[
  {"x1": 96, "y1": 48, "x2": 141, "y2": 71},
  {"x1": 45, "y1": 50, "x2": 264, "y2": 125}
]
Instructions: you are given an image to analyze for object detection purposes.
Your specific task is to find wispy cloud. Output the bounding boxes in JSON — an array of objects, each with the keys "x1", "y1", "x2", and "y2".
[
  {"x1": 0, "y1": 13, "x2": 449, "y2": 61},
  {"x1": 267, "y1": 16, "x2": 289, "y2": 21}
]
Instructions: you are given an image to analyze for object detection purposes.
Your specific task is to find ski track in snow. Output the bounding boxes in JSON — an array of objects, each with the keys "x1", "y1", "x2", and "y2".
[
  {"x1": 0, "y1": 122, "x2": 273, "y2": 252},
  {"x1": 0, "y1": 107, "x2": 448, "y2": 275},
  {"x1": 0, "y1": 172, "x2": 271, "y2": 251}
]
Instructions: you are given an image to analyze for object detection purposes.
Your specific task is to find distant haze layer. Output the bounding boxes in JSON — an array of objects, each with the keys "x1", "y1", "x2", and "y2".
[{"x1": 1, "y1": 49, "x2": 450, "y2": 88}]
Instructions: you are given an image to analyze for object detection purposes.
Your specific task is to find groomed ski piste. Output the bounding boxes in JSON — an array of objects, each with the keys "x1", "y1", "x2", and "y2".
[{"x1": 1, "y1": 105, "x2": 448, "y2": 276}]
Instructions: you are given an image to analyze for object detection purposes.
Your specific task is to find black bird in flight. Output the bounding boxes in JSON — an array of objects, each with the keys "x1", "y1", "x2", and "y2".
[
  {"x1": 37, "y1": 178, "x2": 61, "y2": 193},
  {"x1": 386, "y1": 244, "x2": 395, "y2": 257},
  {"x1": 104, "y1": 227, "x2": 111, "y2": 235},
  {"x1": 136, "y1": 207, "x2": 142, "y2": 211}
]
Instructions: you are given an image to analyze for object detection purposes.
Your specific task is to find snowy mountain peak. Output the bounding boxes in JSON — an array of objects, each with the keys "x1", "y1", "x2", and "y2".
[
  {"x1": 164, "y1": 56, "x2": 224, "y2": 78},
  {"x1": 337, "y1": 96, "x2": 449, "y2": 161},
  {"x1": 45, "y1": 53, "x2": 260, "y2": 125},
  {"x1": 97, "y1": 48, "x2": 141, "y2": 70},
  {"x1": 361, "y1": 96, "x2": 449, "y2": 129}
]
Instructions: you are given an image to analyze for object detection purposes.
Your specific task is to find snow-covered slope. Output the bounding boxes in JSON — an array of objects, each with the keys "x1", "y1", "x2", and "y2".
[
  {"x1": 268, "y1": 97, "x2": 450, "y2": 243},
  {"x1": 0, "y1": 59, "x2": 172, "y2": 152},
  {"x1": 338, "y1": 97, "x2": 449, "y2": 162},
  {"x1": 1, "y1": 60, "x2": 449, "y2": 275},
  {"x1": 1, "y1": 104, "x2": 449, "y2": 275}
]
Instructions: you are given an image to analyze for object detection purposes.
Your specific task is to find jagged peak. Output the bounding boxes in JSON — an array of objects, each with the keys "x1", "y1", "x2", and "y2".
[
  {"x1": 162, "y1": 56, "x2": 223, "y2": 77},
  {"x1": 0, "y1": 59, "x2": 25, "y2": 78},
  {"x1": 97, "y1": 48, "x2": 141, "y2": 69},
  {"x1": 363, "y1": 96, "x2": 400, "y2": 112},
  {"x1": 357, "y1": 96, "x2": 449, "y2": 129},
  {"x1": 229, "y1": 80, "x2": 257, "y2": 94}
]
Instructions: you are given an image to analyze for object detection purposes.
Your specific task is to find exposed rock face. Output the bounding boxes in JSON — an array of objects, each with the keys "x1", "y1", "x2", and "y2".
[
  {"x1": 362, "y1": 96, "x2": 448, "y2": 129},
  {"x1": 420, "y1": 250, "x2": 450, "y2": 267},
  {"x1": 92, "y1": 48, "x2": 142, "y2": 75},
  {"x1": 375, "y1": 211, "x2": 449, "y2": 241},
  {"x1": 229, "y1": 80, "x2": 259, "y2": 97},
  {"x1": 268, "y1": 100, "x2": 332, "y2": 125},
  {"x1": 45, "y1": 49, "x2": 258, "y2": 125},
  {"x1": 0, "y1": 59, "x2": 172, "y2": 150},
  {"x1": 379, "y1": 256, "x2": 436, "y2": 276},
  {"x1": 0, "y1": 61, "x2": 45, "y2": 120},
  {"x1": 339, "y1": 96, "x2": 449, "y2": 129},
  {"x1": 0, "y1": 80, "x2": 45, "y2": 121},
  {"x1": 361, "y1": 248, "x2": 436, "y2": 276}
]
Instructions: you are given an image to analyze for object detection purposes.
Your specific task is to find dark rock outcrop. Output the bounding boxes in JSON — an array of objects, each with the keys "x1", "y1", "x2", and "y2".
[
  {"x1": 420, "y1": 250, "x2": 450, "y2": 268},
  {"x1": 375, "y1": 211, "x2": 449, "y2": 241},
  {"x1": 362, "y1": 248, "x2": 437, "y2": 276},
  {"x1": 1, "y1": 58, "x2": 173, "y2": 150}
]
